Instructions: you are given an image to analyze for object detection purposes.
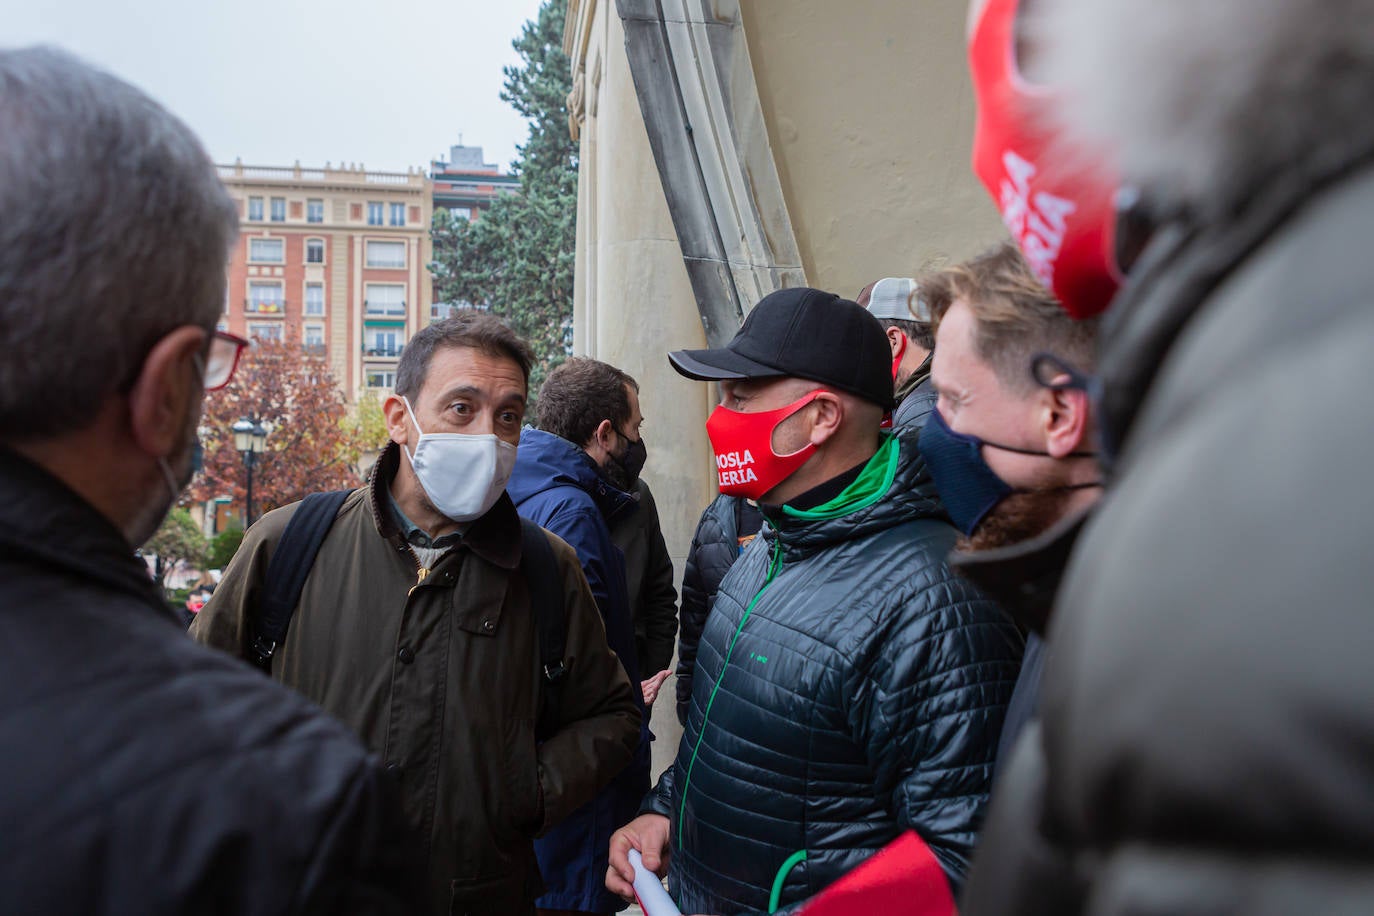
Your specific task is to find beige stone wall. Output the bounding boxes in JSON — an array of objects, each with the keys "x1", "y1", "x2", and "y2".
[
  {"x1": 568, "y1": 0, "x2": 715, "y2": 776},
  {"x1": 739, "y1": 1, "x2": 1005, "y2": 295},
  {"x1": 569, "y1": 5, "x2": 717, "y2": 568}
]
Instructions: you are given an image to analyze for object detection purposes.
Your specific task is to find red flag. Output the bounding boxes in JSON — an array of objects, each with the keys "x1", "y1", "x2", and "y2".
[{"x1": 799, "y1": 833, "x2": 957, "y2": 916}]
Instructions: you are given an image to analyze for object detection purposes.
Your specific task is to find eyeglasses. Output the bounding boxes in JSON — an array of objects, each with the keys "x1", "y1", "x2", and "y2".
[{"x1": 205, "y1": 330, "x2": 249, "y2": 390}]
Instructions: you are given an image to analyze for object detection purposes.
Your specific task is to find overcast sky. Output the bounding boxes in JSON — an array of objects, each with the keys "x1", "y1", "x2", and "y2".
[{"x1": 6, "y1": 0, "x2": 548, "y2": 173}]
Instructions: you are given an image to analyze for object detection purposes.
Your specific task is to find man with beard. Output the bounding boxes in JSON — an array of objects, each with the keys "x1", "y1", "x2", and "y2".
[
  {"x1": 914, "y1": 242, "x2": 1100, "y2": 774},
  {"x1": 506, "y1": 357, "x2": 652, "y2": 916},
  {"x1": 960, "y1": 0, "x2": 1374, "y2": 911},
  {"x1": 0, "y1": 47, "x2": 419, "y2": 911}
]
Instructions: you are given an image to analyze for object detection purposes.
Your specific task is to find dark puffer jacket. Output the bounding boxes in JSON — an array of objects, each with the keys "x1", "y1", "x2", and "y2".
[
  {"x1": 891, "y1": 356, "x2": 936, "y2": 433},
  {"x1": 0, "y1": 448, "x2": 421, "y2": 914},
  {"x1": 675, "y1": 494, "x2": 763, "y2": 725},
  {"x1": 647, "y1": 434, "x2": 1024, "y2": 915},
  {"x1": 962, "y1": 156, "x2": 1374, "y2": 915}
]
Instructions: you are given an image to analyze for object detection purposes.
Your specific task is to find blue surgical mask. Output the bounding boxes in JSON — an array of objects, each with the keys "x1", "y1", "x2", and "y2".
[{"x1": 919, "y1": 407, "x2": 1098, "y2": 535}]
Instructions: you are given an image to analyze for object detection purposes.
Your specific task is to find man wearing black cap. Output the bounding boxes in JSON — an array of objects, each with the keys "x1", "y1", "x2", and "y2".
[{"x1": 606, "y1": 288, "x2": 1023, "y2": 914}]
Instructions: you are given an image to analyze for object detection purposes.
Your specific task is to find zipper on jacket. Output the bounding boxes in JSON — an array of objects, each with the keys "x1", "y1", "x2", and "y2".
[
  {"x1": 406, "y1": 565, "x2": 431, "y2": 598},
  {"x1": 397, "y1": 533, "x2": 429, "y2": 596},
  {"x1": 677, "y1": 535, "x2": 785, "y2": 849}
]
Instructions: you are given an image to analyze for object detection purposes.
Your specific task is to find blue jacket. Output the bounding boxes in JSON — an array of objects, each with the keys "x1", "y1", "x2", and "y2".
[
  {"x1": 507, "y1": 427, "x2": 651, "y2": 912},
  {"x1": 646, "y1": 433, "x2": 1023, "y2": 914}
]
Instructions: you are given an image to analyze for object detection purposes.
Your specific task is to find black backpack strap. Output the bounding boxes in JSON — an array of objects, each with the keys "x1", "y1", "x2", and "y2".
[
  {"x1": 250, "y1": 489, "x2": 352, "y2": 673},
  {"x1": 519, "y1": 518, "x2": 568, "y2": 739}
]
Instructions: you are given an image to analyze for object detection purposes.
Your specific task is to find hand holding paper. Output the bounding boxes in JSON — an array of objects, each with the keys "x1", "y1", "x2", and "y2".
[{"x1": 628, "y1": 848, "x2": 681, "y2": 916}]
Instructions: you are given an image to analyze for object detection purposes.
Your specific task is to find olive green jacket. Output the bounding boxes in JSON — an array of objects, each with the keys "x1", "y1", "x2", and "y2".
[{"x1": 192, "y1": 444, "x2": 642, "y2": 915}]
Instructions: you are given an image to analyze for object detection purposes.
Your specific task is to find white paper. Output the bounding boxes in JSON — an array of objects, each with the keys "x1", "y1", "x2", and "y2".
[{"x1": 628, "y1": 848, "x2": 681, "y2": 916}]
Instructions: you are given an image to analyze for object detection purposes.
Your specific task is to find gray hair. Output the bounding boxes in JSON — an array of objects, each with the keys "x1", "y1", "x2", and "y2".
[{"x1": 0, "y1": 46, "x2": 239, "y2": 440}]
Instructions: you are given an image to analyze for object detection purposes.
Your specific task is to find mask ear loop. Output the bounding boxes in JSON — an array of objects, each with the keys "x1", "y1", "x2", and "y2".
[
  {"x1": 399, "y1": 396, "x2": 426, "y2": 466},
  {"x1": 767, "y1": 390, "x2": 828, "y2": 460},
  {"x1": 1031, "y1": 352, "x2": 1100, "y2": 398},
  {"x1": 1029, "y1": 352, "x2": 1106, "y2": 466}
]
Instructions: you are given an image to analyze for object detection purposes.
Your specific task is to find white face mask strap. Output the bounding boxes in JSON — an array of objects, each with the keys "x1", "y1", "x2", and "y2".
[{"x1": 400, "y1": 395, "x2": 426, "y2": 466}]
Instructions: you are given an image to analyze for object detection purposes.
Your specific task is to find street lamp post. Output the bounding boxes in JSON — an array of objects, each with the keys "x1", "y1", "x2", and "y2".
[{"x1": 232, "y1": 418, "x2": 269, "y2": 527}]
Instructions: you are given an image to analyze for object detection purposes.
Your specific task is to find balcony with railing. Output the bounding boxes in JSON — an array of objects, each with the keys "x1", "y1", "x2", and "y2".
[
  {"x1": 363, "y1": 345, "x2": 404, "y2": 359},
  {"x1": 244, "y1": 297, "x2": 287, "y2": 315},
  {"x1": 218, "y1": 159, "x2": 428, "y2": 188},
  {"x1": 364, "y1": 299, "x2": 406, "y2": 317}
]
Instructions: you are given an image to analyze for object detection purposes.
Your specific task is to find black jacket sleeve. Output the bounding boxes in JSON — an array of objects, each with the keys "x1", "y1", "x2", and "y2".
[
  {"x1": 675, "y1": 503, "x2": 724, "y2": 726},
  {"x1": 636, "y1": 487, "x2": 680, "y2": 677}
]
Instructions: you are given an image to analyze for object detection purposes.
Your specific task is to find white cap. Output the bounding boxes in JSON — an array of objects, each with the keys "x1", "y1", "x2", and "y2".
[{"x1": 865, "y1": 277, "x2": 930, "y2": 322}]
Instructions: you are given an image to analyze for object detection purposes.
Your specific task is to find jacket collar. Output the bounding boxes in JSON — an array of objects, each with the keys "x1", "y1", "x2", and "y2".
[
  {"x1": 0, "y1": 447, "x2": 169, "y2": 611},
  {"x1": 1100, "y1": 147, "x2": 1374, "y2": 473},
  {"x1": 368, "y1": 441, "x2": 522, "y2": 571},
  {"x1": 759, "y1": 432, "x2": 947, "y2": 557},
  {"x1": 508, "y1": 427, "x2": 639, "y2": 523},
  {"x1": 895, "y1": 352, "x2": 933, "y2": 405}
]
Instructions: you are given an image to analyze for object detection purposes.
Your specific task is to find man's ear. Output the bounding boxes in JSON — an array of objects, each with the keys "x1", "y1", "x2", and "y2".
[
  {"x1": 807, "y1": 392, "x2": 845, "y2": 447},
  {"x1": 1043, "y1": 386, "x2": 1091, "y2": 458},
  {"x1": 127, "y1": 325, "x2": 207, "y2": 459},
  {"x1": 383, "y1": 394, "x2": 411, "y2": 447},
  {"x1": 588, "y1": 418, "x2": 617, "y2": 456},
  {"x1": 886, "y1": 326, "x2": 905, "y2": 358}
]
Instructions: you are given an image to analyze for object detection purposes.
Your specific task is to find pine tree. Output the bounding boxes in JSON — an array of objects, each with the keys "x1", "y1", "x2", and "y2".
[{"x1": 430, "y1": 0, "x2": 577, "y2": 404}]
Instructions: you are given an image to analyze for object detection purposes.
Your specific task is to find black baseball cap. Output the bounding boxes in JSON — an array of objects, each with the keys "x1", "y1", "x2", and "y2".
[{"x1": 669, "y1": 287, "x2": 895, "y2": 409}]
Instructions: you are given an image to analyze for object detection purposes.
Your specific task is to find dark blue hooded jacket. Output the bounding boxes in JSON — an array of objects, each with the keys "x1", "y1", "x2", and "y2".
[{"x1": 507, "y1": 427, "x2": 651, "y2": 912}]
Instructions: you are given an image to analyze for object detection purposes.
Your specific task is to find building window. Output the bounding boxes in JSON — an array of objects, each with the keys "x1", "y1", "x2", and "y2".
[
  {"x1": 248, "y1": 238, "x2": 284, "y2": 263},
  {"x1": 246, "y1": 281, "x2": 285, "y2": 314},
  {"x1": 303, "y1": 324, "x2": 326, "y2": 354},
  {"x1": 248, "y1": 322, "x2": 283, "y2": 342},
  {"x1": 305, "y1": 238, "x2": 325, "y2": 264},
  {"x1": 307, "y1": 198, "x2": 324, "y2": 223},
  {"x1": 270, "y1": 197, "x2": 286, "y2": 221},
  {"x1": 364, "y1": 284, "x2": 405, "y2": 316},
  {"x1": 304, "y1": 282, "x2": 325, "y2": 316},
  {"x1": 389, "y1": 202, "x2": 406, "y2": 226},
  {"x1": 247, "y1": 197, "x2": 263, "y2": 221},
  {"x1": 448, "y1": 206, "x2": 472, "y2": 221},
  {"x1": 366, "y1": 369, "x2": 396, "y2": 389},
  {"x1": 365, "y1": 240, "x2": 406, "y2": 269},
  {"x1": 366, "y1": 201, "x2": 383, "y2": 226},
  {"x1": 365, "y1": 328, "x2": 402, "y2": 357}
]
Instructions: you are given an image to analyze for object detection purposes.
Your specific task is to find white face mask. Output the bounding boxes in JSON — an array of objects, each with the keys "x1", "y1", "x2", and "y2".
[{"x1": 401, "y1": 396, "x2": 517, "y2": 522}]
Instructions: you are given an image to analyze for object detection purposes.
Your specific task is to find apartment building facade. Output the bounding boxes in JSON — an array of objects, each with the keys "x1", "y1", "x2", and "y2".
[{"x1": 218, "y1": 161, "x2": 434, "y2": 399}]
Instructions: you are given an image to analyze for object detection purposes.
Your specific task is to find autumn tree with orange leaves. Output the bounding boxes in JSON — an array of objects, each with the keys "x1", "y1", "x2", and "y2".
[{"x1": 189, "y1": 336, "x2": 364, "y2": 521}]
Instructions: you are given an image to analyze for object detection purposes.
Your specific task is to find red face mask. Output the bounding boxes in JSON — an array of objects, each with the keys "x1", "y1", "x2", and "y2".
[
  {"x1": 706, "y1": 391, "x2": 823, "y2": 500},
  {"x1": 969, "y1": 0, "x2": 1122, "y2": 319}
]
